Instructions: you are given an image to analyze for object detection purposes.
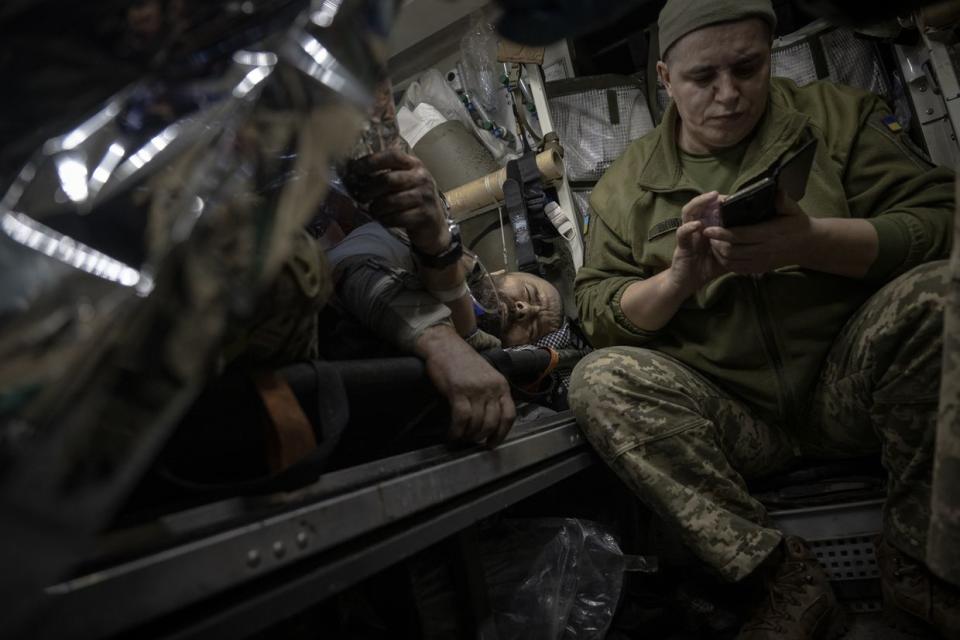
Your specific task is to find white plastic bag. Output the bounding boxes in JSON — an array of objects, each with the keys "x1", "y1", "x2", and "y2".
[{"x1": 401, "y1": 68, "x2": 515, "y2": 162}]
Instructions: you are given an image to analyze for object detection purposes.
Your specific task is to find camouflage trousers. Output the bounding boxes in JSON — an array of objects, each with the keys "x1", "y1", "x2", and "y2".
[{"x1": 570, "y1": 261, "x2": 948, "y2": 582}]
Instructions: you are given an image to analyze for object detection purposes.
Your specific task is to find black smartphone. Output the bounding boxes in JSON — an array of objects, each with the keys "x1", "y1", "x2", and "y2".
[
  {"x1": 720, "y1": 138, "x2": 818, "y2": 228},
  {"x1": 720, "y1": 177, "x2": 776, "y2": 227},
  {"x1": 776, "y1": 137, "x2": 817, "y2": 202}
]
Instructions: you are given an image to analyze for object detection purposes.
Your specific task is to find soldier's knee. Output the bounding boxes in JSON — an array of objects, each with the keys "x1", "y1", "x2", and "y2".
[
  {"x1": 569, "y1": 347, "x2": 715, "y2": 458},
  {"x1": 570, "y1": 347, "x2": 646, "y2": 401},
  {"x1": 897, "y1": 261, "x2": 950, "y2": 310},
  {"x1": 569, "y1": 347, "x2": 692, "y2": 420},
  {"x1": 868, "y1": 261, "x2": 949, "y2": 341},
  {"x1": 569, "y1": 349, "x2": 627, "y2": 417}
]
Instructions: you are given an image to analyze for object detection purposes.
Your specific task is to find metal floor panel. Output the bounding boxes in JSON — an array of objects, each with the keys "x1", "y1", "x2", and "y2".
[{"x1": 34, "y1": 412, "x2": 590, "y2": 639}]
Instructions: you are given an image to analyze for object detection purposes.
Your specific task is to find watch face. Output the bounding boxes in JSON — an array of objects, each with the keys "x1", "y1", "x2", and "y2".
[{"x1": 413, "y1": 223, "x2": 463, "y2": 268}]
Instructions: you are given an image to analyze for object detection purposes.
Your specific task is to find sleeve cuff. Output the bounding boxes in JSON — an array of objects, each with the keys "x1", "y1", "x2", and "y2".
[
  {"x1": 611, "y1": 280, "x2": 662, "y2": 339},
  {"x1": 865, "y1": 215, "x2": 924, "y2": 281}
]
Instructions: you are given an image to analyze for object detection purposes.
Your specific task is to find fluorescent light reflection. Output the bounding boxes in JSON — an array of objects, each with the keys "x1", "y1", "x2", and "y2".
[
  {"x1": 232, "y1": 50, "x2": 278, "y2": 67},
  {"x1": 298, "y1": 34, "x2": 349, "y2": 93},
  {"x1": 127, "y1": 124, "x2": 181, "y2": 171},
  {"x1": 51, "y1": 100, "x2": 122, "y2": 153},
  {"x1": 88, "y1": 143, "x2": 126, "y2": 196},
  {"x1": 2, "y1": 163, "x2": 38, "y2": 209},
  {"x1": 311, "y1": 0, "x2": 343, "y2": 27},
  {"x1": 2, "y1": 212, "x2": 153, "y2": 292},
  {"x1": 56, "y1": 157, "x2": 89, "y2": 203},
  {"x1": 233, "y1": 65, "x2": 274, "y2": 98}
]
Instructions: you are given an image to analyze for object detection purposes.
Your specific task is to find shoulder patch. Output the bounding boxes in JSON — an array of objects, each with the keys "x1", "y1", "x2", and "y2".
[
  {"x1": 881, "y1": 114, "x2": 902, "y2": 133},
  {"x1": 869, "y1": 113, "x2": 934, "y2": 169}
]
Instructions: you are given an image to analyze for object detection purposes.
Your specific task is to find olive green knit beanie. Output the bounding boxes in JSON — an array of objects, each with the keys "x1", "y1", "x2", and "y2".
[{"x1": 658, "y1": 0, "x2": 777, "y2": 59}]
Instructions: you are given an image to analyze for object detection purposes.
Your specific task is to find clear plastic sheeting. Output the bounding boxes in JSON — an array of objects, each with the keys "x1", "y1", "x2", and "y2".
[
  {"x1": 459, "y1": 11, "x2": 501, "y2": 113},
  {"x1": 548, "y1": 76, "x2": 654, "y2": 182},
  {"x1": 0, "y1": 0, "x2": 395, "y2": 536},
  {"x1": 401, "y1": 68, "x2": 515, "y2": 162},
  {"x1": 485, "y1": 518, "x2": 630, "y2": 640},
  {"x1": 772, "y1": 21, "x2": 891, "y2": 99}
]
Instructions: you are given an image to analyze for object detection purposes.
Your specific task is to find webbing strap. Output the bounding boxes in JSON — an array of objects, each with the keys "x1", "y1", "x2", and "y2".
[
  {"x1": 254, "y1": 370, "x2": 318, "y2": 472},
  {"x1": 505, "y1": 151, "x2": 553, "y2": 274},
  {"x1": 503, "y1": 177, "x2": 538, "y2": 272},
  {"x1": 514, "y1": 152, "x2": 546, "y2": 221}
]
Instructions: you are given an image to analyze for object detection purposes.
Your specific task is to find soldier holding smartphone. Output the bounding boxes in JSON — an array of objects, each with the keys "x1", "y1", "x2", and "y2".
[{"x1": 570, "y1": 0, "x2": 957, "y2": 638}]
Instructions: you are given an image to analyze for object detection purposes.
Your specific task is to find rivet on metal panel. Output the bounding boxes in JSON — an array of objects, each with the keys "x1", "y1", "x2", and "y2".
[
  {"x1": 296, "y1": 531, "x2": 309, "y2": 549},
  {"x1": 273, "y1": 541, "x2": 286, "y2": 558},
  {"x1": 919, "y1": 83, "x2": 928, "y2": 92},
  {"x1": 927, "y1": 107, "x2": 936, "y2": 115},
  {"x1": 247, "y1": 549, "x2": 261, "y2": 568}
]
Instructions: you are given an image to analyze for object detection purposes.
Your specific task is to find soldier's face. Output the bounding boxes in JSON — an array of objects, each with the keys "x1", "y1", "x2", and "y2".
[
  {"x1": 658, "y1": 19, "x2": 772, "y2": 154},
  {"x1": 497, "y1": 273, "x2": 563, "y2": 346}
]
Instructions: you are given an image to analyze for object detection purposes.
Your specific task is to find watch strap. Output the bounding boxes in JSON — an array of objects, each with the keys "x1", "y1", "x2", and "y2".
[{"x1": 411, "y1": 226, "x2": 463, "y2": 269}]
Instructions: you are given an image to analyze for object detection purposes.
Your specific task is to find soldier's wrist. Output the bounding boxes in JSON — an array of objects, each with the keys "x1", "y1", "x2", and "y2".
[{"x1": 664, "y1": 266, "x2": 701, "y2": 300}]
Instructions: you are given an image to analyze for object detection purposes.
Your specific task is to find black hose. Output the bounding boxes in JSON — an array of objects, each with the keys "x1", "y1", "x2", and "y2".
[{"x1": 280, "y1": 348, "x2": 591, "y2": 399}]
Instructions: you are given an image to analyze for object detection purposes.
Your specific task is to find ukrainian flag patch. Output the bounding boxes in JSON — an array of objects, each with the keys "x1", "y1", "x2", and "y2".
[{"x1": 882, "y1": 114, "x2": 903, "y2": 132}]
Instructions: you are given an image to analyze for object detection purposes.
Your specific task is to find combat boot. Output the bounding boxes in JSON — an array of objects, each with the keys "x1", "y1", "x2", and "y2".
[
  {"x1": 875, "y1": 536, "x2": 960, "y2": 637},
  {"x1": 736, "y1": 536, "x2": 846, "y2": 639}
]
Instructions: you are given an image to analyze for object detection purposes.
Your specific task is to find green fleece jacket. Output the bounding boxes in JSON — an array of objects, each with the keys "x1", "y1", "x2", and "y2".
[{"x1": 576, "y1": 77, "x2": 955, "y2": 426}]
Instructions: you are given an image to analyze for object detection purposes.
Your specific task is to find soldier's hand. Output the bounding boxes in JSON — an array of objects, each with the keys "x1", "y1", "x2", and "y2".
[
  {"x1": 669, "y1": 191, "x2": 727, "y2": 294},
  {"x1": 702, "y1": 189, "x2": 812, "y2": 275},
  {"x1": 345, "y1": 149, "x2": 450, "y2": 255},
  {"x1": 415, "y1": 324, "x2": 516, "y2": 448}
]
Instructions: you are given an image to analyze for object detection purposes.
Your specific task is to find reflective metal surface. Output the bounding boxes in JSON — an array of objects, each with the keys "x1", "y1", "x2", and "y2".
[
  {"x1": 40, "y1": 413, "x2": 590, "y2": 639},
  {"x1": 0, "y1": 0, "x2": 401, "y2": 632}
]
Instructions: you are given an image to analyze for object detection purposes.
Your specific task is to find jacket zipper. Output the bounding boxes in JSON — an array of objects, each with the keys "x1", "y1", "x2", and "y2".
[{"x1": 749, "y1": 275, "x2": 802, "y2": 454}]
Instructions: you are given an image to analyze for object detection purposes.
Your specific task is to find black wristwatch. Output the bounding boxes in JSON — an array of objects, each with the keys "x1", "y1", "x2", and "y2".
[{"x1": 412, "y1": 222, "x2": 464, "y2": 269}]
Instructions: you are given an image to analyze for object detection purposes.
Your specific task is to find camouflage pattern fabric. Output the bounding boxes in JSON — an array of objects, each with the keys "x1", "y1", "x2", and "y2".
[
  {"x1": 570, "y1": 261, "x2": 948, "y2": 582},
  {"x1": 570, "y1": 346, "x2": 791, "y2": 581},
  {"x1": 929, "y1": 175, "x2": 960, "y2": 585},
  {"x1": 806, "y1": 261, "x2": 947, "y2": 562},
  {"x1": 225, "y1": 228, "x2": 332, "y2": 367}
]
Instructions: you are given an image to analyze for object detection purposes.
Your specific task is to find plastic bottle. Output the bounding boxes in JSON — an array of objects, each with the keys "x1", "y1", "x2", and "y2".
[
  {"x1": 544, "y1": 201, "x2": 576, "y2": 241},
  {"x1": 544, "y1": 200, "x2": 584, "y2": 269}
]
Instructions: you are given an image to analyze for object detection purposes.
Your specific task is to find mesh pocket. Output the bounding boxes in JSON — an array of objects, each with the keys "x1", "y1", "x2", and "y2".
[
  {"x1": 548, "y1": 76, "x2": 654, "y2": 182},
  {"x1": 821, "y1": 28, "x2": 890, "y2": 98},
  {"x1": 772, "y1": 41, "x2": 820, "y2": 87},
  {"x1": 772, "y1": 22, "x2": 891, "y2": 100}
]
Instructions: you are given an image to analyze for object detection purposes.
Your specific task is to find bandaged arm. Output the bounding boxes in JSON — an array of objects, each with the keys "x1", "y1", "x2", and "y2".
[
  {"x1": 327, "y1": 223, "x2": 455, "y2": 353},
  {"x1": 333, "y1": 254, "x2": 452, "y2": 353}
]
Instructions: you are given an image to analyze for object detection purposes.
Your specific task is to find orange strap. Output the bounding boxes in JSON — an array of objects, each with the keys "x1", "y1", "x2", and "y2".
[
  {"x1": 522, "y1": 347, "x2": 560, "y2": 393},
  {"x1": 254, "y1": 371, "x2": 318, "y2": 472}
]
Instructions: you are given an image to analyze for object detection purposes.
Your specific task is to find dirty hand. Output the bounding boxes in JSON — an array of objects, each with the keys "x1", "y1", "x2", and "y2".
[
  {"x1": 416, "y1": 324, "x2": 516, "y2": 448},
  {"x1": 346, "y1": 148, "x2": 450, "y2": 255},
  {"x1": 668, "y1": 191, "x2": 728, "y2": 294},
  {"x1": 702, "y1": 190, "x2": 813, "y2": 275}
]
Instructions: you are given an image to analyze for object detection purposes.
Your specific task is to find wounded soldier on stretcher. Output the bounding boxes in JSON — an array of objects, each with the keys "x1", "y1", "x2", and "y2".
[{"x1": 321, "y1": 148, "x2": 585, "y2": 449}]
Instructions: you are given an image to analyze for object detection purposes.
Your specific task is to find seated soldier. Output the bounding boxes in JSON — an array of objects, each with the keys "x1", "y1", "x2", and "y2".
[
  {"x1": 570, "y1": 0, "x2": 957, "y2": 637},
  {"x1": 323, "y1": 148, "x2": 570, "y2": 448}
]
